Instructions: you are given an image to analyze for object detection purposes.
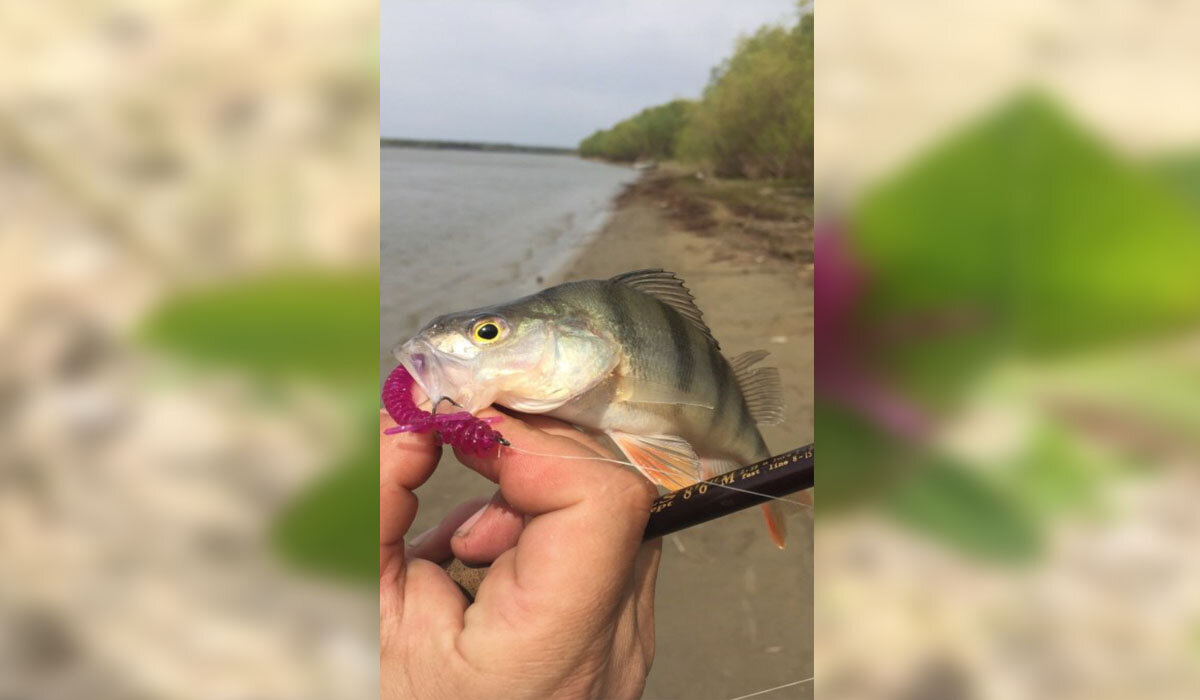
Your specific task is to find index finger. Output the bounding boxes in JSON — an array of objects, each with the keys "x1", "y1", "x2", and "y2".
[{"x1": 380, "y1": 410, "x2": 441, "y2": 577}]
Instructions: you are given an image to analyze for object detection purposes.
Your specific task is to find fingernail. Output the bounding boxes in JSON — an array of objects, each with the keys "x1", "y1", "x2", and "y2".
[
  {"x1": 454, "y1": 504, "x2": 489, "y2": 538},
  {"x1": 407, "y1": 527, "x2": 435, "y2": 549}
]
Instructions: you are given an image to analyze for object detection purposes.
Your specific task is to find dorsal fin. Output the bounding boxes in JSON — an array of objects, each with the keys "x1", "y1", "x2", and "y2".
[
  {"x1": 609, "y1": 269, "x2": 717, "y2": 347},
  {"x1": 730, "y1": 350, "x2": 784, "y2": 426}
]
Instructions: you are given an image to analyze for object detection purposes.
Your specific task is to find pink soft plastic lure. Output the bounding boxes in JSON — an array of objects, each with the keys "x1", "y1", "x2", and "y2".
[{"x1": 381, "y1": 365, "x2": 507, "y2": 454}]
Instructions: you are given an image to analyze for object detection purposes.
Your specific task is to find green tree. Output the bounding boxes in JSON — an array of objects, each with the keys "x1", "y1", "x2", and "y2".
[
  {"x1": 579, "y1": 99, "x2": 694, "y2": 162},
  {"x1": 579, "y1": 8, "x2": 813, "y2": 182},
  {"x1": 679, "y1": 13, "x2": 813, "y2": 179}
]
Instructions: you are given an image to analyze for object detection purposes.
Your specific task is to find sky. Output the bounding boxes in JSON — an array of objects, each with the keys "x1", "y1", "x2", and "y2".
[{"x1": 381, "y1": 0, "x2": 800, "y2": 147}]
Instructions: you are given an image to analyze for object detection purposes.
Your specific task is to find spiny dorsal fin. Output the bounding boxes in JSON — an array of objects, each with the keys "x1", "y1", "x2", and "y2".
[
  {"x1": 730, "y1": 350, "x2": 784, "y2": 426},
  {"x1": 609, "y1": 269, "x2": 717, "y2": 347}
]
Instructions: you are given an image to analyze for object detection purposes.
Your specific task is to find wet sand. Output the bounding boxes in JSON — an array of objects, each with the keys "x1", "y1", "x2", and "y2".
[{"x1": 410, "y1": 168, "x2": 814, "y2": 700}]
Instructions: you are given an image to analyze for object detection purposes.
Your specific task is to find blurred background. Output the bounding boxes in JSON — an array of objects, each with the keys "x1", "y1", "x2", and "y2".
[
  {"x1": 0, "y1": 1, "x2": 379, "y2": 698},
  {"x1": 816, "y1": 1, "x2": 1200, "y2": 699}
]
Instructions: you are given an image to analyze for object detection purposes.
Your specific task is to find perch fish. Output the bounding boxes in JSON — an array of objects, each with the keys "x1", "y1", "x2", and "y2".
[{"x1": 394, "y1": 269, "x2": 790, "y2": 546}]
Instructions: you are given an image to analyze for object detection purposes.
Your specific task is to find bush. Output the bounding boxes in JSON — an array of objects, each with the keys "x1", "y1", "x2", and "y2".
[
  {"x1": 579, "y1": 9, "x2": 813, "y2": 182},
  {"x1": 678, "y1": 13, "x2": 813, "y2": 180}
]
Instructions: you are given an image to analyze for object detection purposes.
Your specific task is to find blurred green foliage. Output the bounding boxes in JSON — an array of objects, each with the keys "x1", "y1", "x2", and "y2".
[
  {"x1": 855, "y1": 91, "x2": 1200, "y2": 405},
  {"x1": 821, "y1": 403, "x2": 1044, "y2": 561},
  {"x1": 580, "y1": 8, "x2": 812, "y2": 181},
  {"x1": 825, "y1": 92, "x2": 1200, "y2": 561},
  {"x1": 141, "y1": 270, "x2": 379, "y2": 387},
  {"x1": 273, "y1": 439, "x2": 379, "y2": 584},
  {"x1": 141, "y1": 269, "x2": 380, "y2": 583},
  {"x1": 886, "y1": 456, "x2": 1042, "y2": 563},
  {"x1": 1009, "y1": 426, "x2": 1106, "y2": 517},
  {"x1": 818, "y1": 404, "x2": 899, "y2": 511},
  {"x1": 1153, "y1": 150, "x2": 1200, "y2": 216}
]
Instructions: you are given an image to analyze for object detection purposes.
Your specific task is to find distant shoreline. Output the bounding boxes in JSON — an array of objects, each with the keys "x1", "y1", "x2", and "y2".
[{"x1": 381, "y1": 138, "x2": 577, "y2": 156}]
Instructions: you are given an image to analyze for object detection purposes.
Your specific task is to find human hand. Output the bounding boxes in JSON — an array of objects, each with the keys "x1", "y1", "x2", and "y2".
[{"x1": 380, "y1": 409, "x2": 662, "y2": 700}]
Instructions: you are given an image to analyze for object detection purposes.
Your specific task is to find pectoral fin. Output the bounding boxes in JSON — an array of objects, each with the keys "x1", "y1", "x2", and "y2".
[{"x1": 607, "y1": 432, "x2": 703, "y2": 490}]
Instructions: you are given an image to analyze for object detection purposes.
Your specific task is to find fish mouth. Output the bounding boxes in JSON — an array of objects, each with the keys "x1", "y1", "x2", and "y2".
[
  {"x1": 394, "y1": 338, "x2": 478, "y2": 413},
  {"x1": 394, "y1": 338, "x2": 442, "y2": 408}
]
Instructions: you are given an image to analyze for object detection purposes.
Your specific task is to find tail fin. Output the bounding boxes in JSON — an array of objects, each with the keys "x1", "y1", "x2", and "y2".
[
  {"x1": 762, "y1": 502, "x2": 788, "y2": 548},
  {"x1": 761, "y1": 491, "x2": 812, "y2": 548}
]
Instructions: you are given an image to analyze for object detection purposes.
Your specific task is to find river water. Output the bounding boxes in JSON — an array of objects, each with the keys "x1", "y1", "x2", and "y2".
[{"x1": 380, "y1": 147, "x2": 634, "y2": 378}]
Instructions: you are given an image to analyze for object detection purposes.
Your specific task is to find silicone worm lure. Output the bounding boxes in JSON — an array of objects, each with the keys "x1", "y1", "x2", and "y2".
[{"x1": 381, "y1": 365, "x2": 508, "y2": 454}]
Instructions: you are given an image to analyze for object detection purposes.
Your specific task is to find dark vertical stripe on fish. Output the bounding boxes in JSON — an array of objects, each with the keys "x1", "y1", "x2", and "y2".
[
  {"x1": 632, "y1": 286, "x2": 672, "y2": 383},
  {"x1": 663, "y1": 301, "x2": 694, "y2": 392},
  {"x1": 707, "y1": 341, "x2": 735, "y2": 433},
  {"x1": 608, "y1": 283, "x2": 649, "y2": 374},
  {"x1": 735, "y1": 391, "x2": 757, "y2": 444}
]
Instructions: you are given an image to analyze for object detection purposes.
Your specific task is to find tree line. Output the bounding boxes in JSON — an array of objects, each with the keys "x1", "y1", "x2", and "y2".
[{"x1": 579, "y1": 10, "x2": 812, "y2": 181}]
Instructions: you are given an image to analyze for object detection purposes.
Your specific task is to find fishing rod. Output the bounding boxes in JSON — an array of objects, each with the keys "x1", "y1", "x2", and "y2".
[
  {"x1": 443, "y1": 443, "x2": 814, "y2": 598},
  {"x1": 643, "y1": 442, "x2": 813, "y2": 540}
]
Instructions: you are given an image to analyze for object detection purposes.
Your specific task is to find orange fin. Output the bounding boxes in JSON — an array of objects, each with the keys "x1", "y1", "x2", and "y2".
[
  {"x1": 763, "y1": 491, "x2": 813, "y2": 548},
  {"x1": 762, "y1": 501, "x2": 788, "y2": 549},
  {"x1": 607, "y1": 432, "x2": 702, "y2": 490}
]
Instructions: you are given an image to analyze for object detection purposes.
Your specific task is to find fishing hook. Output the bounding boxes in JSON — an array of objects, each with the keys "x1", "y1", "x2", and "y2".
[{"x1": 430, "y1": 395, "x2": 463, "y2": 416}]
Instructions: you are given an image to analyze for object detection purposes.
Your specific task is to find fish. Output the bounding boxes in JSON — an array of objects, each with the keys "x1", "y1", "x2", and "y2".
[{"x1": 393, "y1": 269, "x2": 791, "y2": 547}]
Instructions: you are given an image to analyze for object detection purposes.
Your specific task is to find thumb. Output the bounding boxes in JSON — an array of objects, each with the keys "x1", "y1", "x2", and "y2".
[{"x1": 455, "y1": 411, "x2": 656, "y2": 616}]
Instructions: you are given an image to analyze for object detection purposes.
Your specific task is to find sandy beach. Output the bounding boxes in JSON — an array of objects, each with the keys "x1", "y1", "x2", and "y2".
[{"x1": 410, "y1": 166, "x2": 814, "y2": 700}]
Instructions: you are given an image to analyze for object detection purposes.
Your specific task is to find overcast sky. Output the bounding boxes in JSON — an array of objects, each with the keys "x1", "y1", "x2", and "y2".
[{"x1": 381, "y1": 0, "x2": 799, "y2": 147}]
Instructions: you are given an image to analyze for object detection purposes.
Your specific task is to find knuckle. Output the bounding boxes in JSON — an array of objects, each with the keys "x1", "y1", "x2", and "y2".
[{"x1": 608, "y1": 469, "x2": 658, "y2": 510}]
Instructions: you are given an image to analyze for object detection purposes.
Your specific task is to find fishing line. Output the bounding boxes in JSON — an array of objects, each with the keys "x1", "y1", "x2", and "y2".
[
  {"x1": 725, "y1": 677, "x2": 813, "y2": 700},
  {"x1": 499, "y1": 442, "x2": 812, "y2": 510}
]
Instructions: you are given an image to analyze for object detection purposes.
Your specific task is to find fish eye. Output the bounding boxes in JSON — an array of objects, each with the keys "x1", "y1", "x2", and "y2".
[{"x1": 471, "y1": 318, "x2": 505, "y2": 344}]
